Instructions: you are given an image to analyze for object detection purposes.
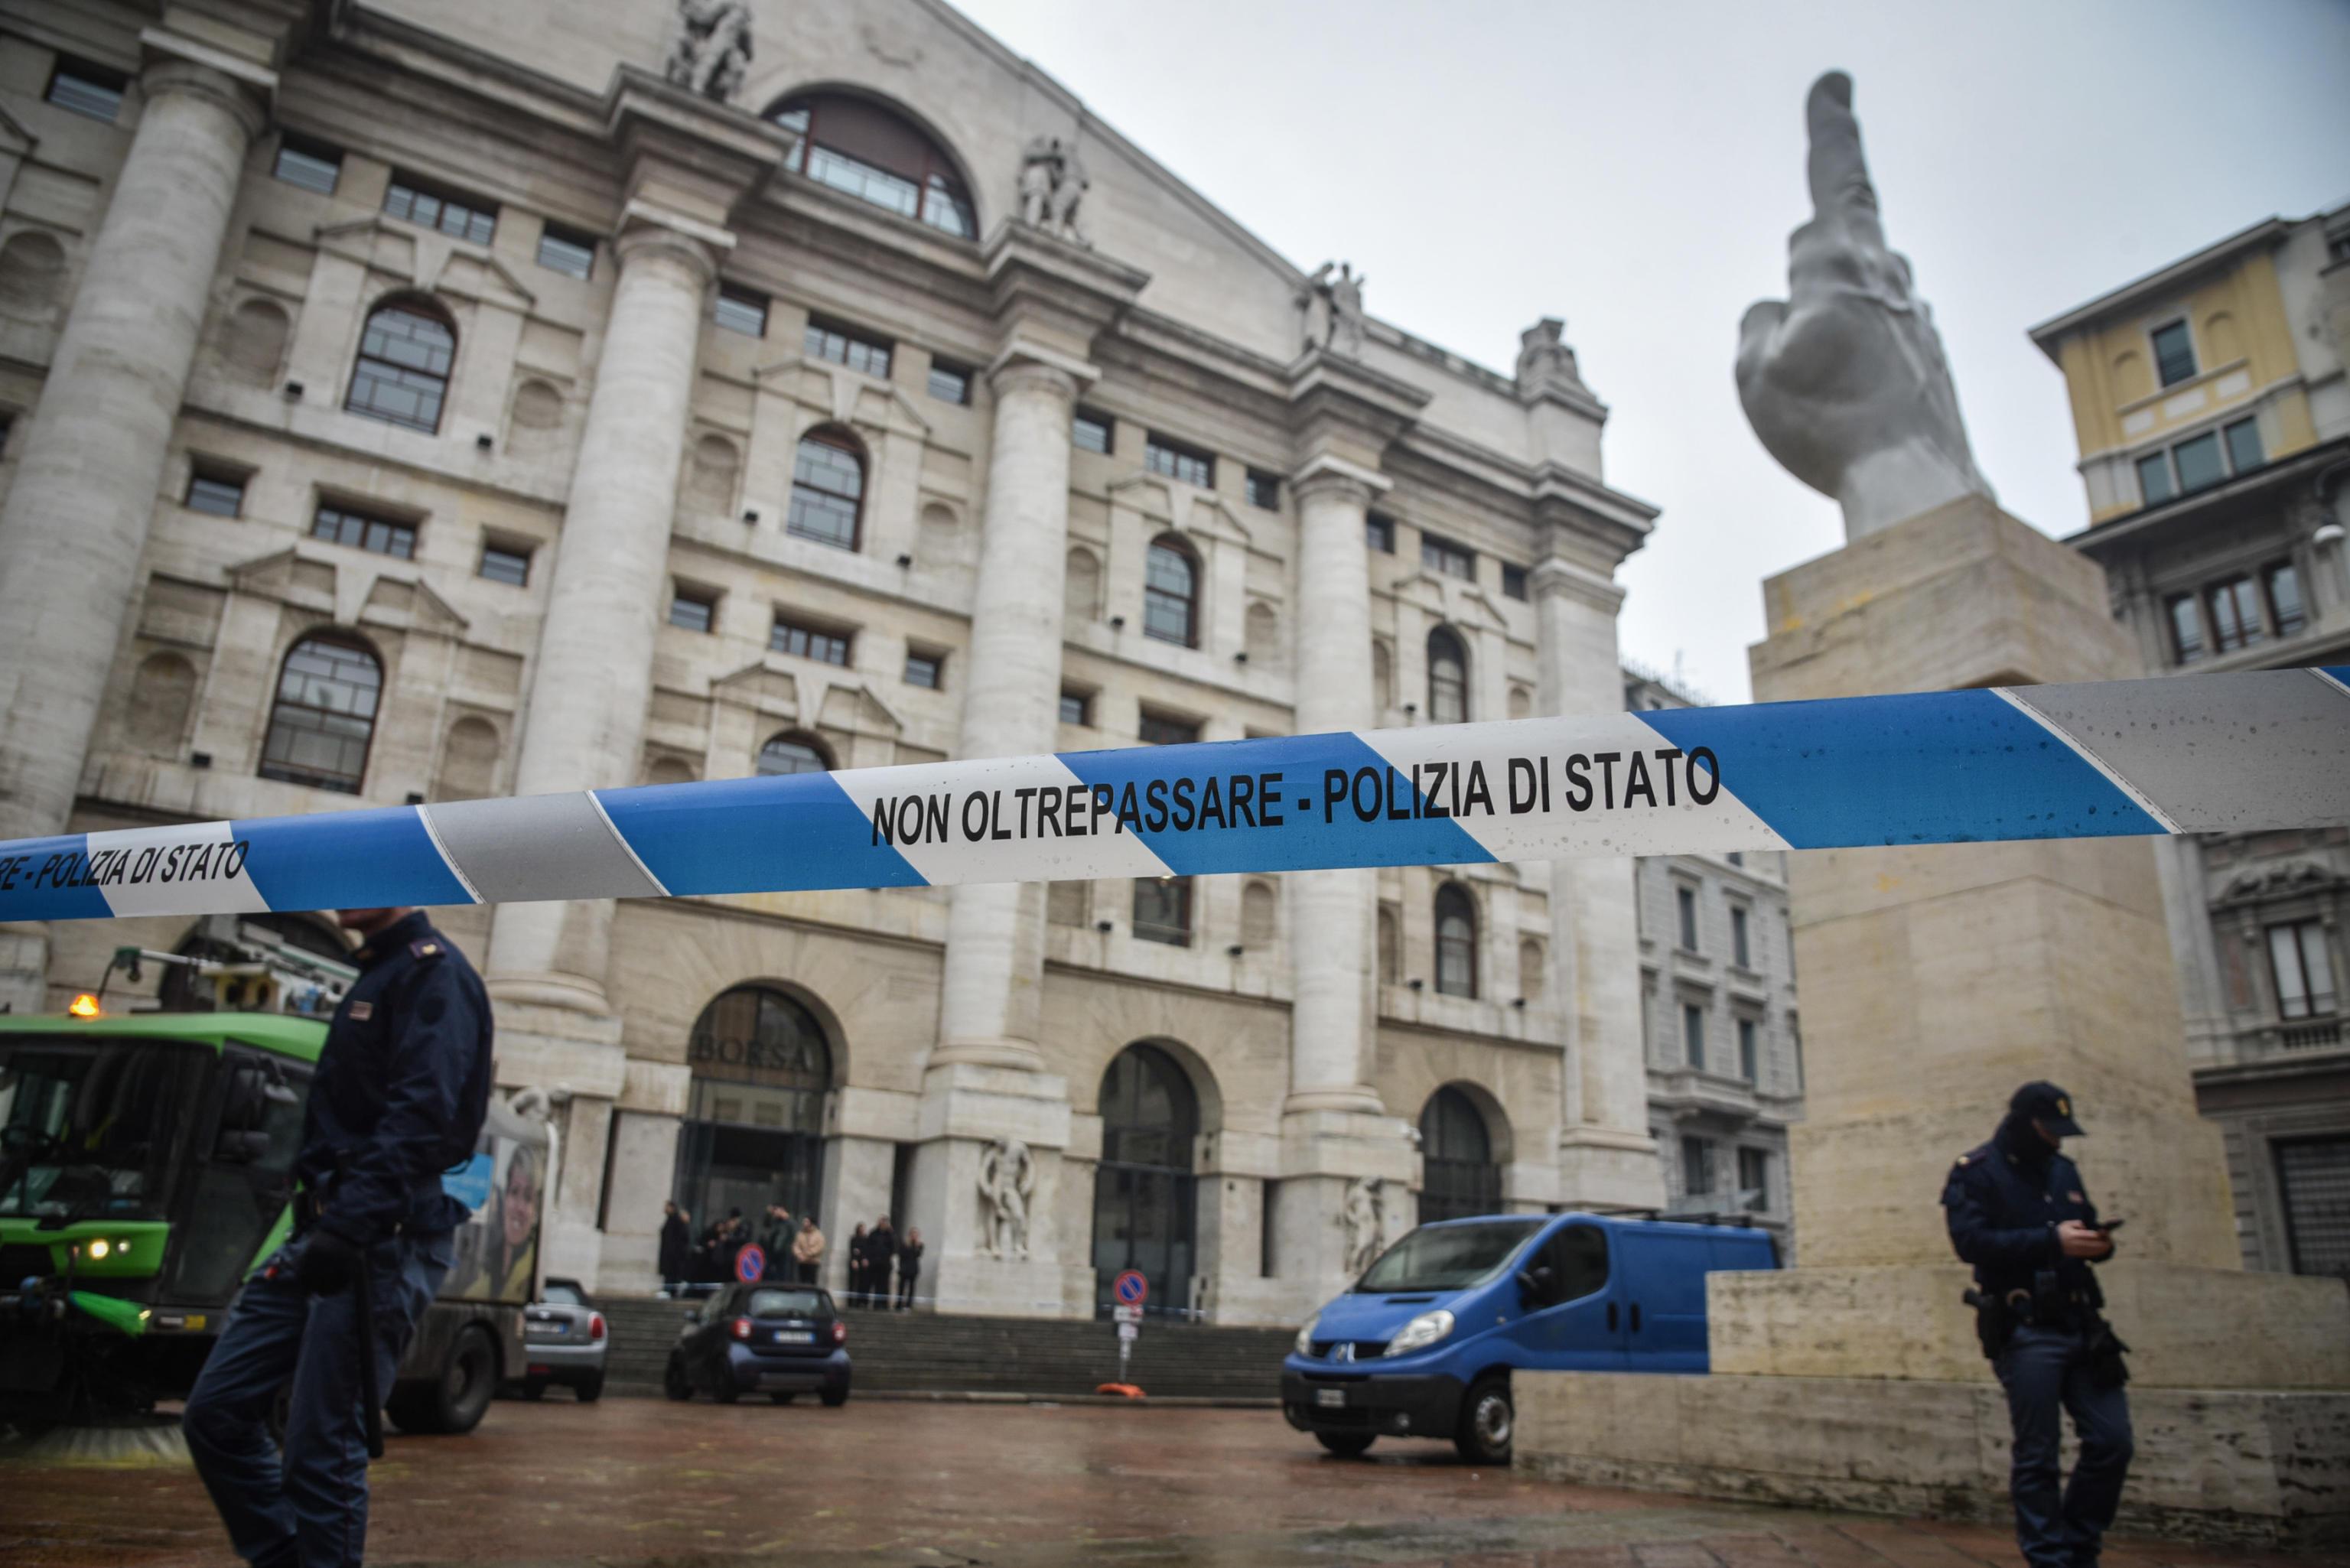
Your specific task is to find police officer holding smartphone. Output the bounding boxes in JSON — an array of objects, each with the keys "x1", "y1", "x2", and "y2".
[
  {"x1": 184, "y1": 906, "x2": 493, "y2": 1568},
  {"x1": 1942, "y1": 1082, "x2": 2132, "y2": 1568}
]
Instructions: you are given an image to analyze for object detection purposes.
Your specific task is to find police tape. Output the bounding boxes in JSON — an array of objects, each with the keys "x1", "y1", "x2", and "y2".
[{"x1": 2, "y1": 666, "x2": 2344, "y2": 923}]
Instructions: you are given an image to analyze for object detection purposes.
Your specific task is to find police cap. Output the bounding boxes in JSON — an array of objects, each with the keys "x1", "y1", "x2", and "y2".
[{"x1": 2010, "y1": 1080, "x2": 2084, "y2": 1137}]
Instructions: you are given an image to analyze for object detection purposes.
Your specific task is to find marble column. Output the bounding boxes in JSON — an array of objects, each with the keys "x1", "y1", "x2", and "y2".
[
  {"x1": 0, "y1": 57, "x2": 267, "y2": 1013},
  {"x1": 488, "y1": 217, "x2": 721, "y2": 1010},
  {"x1": 1532, "y1": 558, "x2": 1662, "y2": 1209},
  {"x1": 933, "y1": 352, "x2": 1085, "y2": 1071}
]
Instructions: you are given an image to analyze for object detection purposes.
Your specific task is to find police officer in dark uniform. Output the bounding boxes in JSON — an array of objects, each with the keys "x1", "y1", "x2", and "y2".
[
  {"x1": 1942, "y1": 1082, "x2": 2131, "y2": 1568},
  {"x1": 184, "y1": 906, "x2": 493, "y2": 1568}
]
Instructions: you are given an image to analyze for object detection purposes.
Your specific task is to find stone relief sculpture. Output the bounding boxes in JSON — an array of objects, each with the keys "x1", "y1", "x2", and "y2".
[
  {"x1": 977, "y1": 1136, "x2": 1037, "y2": 1259},
  {"x1": 1735, "y1": 72, "x2": 1994, "y2": 541},
  {"x1": 1017, "y1": 135, "x2": 1091, "y2": 246},
  {"x1": 1299, "y1": 262, "x2": 1368, "y2": 358},
  {"x1": 1515, "y1": 317, "x2": 1589, "y2": 397},
  {"x1": 663, "y1": 0, "x2": 754, "y2": 103},
  {"x1": 1341, "y1": 1176, "x2": 1384, "y2": 1278}
]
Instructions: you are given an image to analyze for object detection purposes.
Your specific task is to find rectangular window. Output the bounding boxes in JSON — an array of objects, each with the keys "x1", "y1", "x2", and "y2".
[
  {"x1": 184, "y1": 470, "x2": 246, "y2": 518},
  {"x1": 2269, "y1": 920, "x2": 2338, "y2": 1020},
  {"x1": 903, "y1": 649, "x2": 942, "y2": 689},
  {"x1": 311, "y1": 503, "x2": 415, "y2": 559},
  {"x1": 713, "y1": 286, "x2": 769, "y2": 338},
  {"x1": 1731, "y1": 906, "x2": 1751, "y2": 968},
  {"x1": 1366, "y1": 512, "x2": 1396, "y2": 554},
  {"x1": 2167, "y1": 594, "x2": 2205, "y2": 664},
  {"x1": 1421, "y1": 532, "x2": 1475, "y2": 580},
  {"x1": 1726, "y1": 851, "x2": 1744, "y2": 867},
  {"x1": 1736, "y1": 1147, "x2": 1770, "y2": 1212},
  {"x1": 2225, "y1": 416, "x2": 2264, "y2": 475},
  {"x1": 535, "y1": 224, "x2": 597, "y2": 281},
  {"x1": 1676, "y1": 885, "x2": 1699, "y2": 951},
  {"x1": 668, "y1": 590, "x2": 714, "y2": 633},
  {"x1": 1260, "y1": 1180, "x2": 1279, "y2": 1278},
  {"x1": 804, "y1": 317, "x2": 891, "y2": 377},
  {"x1": 1138, "y1": 711, "x2": 1200, "y2": 747},
  {"x1": 2266, "y1": 561, "x2": 2306, "y2": 638},
  {"x1": 1682, "y1": 1004, "x2": 1706, "y2": 1071},
  {"x1": 1133, "y1": 876, "x2": 1193, "y2": 945},
  {"x1": 1144, "y1": 434, "x2": 1215, "y2": 488},
  {"x1": 1502, "y1": 564, "x2": 1529, "y2": 601},
  {"x1": 272, "y1": 136, "x2": 343, "y2": 196},
  {"x1": 1245, "y1": 469, "x2": 1281, "y2": 510},
  {"x1": 1072, "y1": 409, "x2": 1112, "y2": 455},
  {"x1": 2152, "y1": 320, "x2": 2196, "y2": 388},
  {"x1": 1059, "y1": 690, "x2": 1092, "y2": 727},
  {"x1": 382, "y1": 174, "x2": 497, "y2": 246},
  {"x1": 926, "y1": 360, "x2": 970, "y2": 405},
  {"x1": 2173, "y1": 431, "x2": 2226, "y2": 494},
  {"x1": 2137, "y1": 451, "x2": 2176, "y2": 508},
  {"x1": 770, "y1": 614, "x2": 851, "y2": 666},
  {"x1": 46, "y1": 59, "x2": 126, "y2": 122},
  {"x1": 1680, "y1": 1135, "x2": 1714, "y2": 1199},
  {"x1": 2207, "y1": 576, "x2": 2264, "y2": 654},
  {"x1": 478, "y1": 542, "x2": 532, "y2": 587},
  {"x1": 1738, "y1": 1017, "x2": 1759, "y2": 1082}
]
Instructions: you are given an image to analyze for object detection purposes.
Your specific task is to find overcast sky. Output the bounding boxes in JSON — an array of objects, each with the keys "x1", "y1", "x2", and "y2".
[{"x1": 953, "y1": 0, "x2": 2350, "y2": 704}]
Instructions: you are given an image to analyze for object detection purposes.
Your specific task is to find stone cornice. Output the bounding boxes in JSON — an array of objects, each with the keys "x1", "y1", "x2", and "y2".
[
  {"x1": 138, "y1": 40, "x2": 274, "y2": 138},
  {"x1": 981, "y1": 223, "x2": 1151, "y2": 353},
  {"x1": 985, "y1": 338, "x2": 1099, "y2": 392},
  {"x1": 1290, "y1": 454, "x2": 1392, "y2": 505},
  {"x1": 1529, "y1": 557, "x2": 1626, "y2": 616}
]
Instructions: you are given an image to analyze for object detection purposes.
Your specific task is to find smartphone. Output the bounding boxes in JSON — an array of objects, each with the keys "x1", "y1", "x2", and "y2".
[{"x1": 2094, "y1": 1218, "x2": 2125, "y2": 1234}]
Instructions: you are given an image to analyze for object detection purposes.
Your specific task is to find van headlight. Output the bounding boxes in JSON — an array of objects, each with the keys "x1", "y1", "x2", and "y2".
[
  {"x1": 1384, "y1": 1309, "x2": 1454, "y2": 1357},
  {"x1": 1294, "y1": 1314, "x2": 1320, "y2": 1357}
]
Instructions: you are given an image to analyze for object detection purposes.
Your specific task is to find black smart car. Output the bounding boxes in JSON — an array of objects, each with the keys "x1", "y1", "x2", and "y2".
[{"x1": 664, "y1": 1283, "x2": 851, "y2": 1406}]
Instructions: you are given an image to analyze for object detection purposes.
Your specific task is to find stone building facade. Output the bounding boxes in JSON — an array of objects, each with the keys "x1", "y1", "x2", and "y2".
[
  {"x1": 2030, "y1": 204, "x2": 2350, "y2": 1280},
  {"x1": 1623, "y1": 665, "x2": 1802, "y2": 1259},
  {"x1": 0, "y1": 0, "x2": 1669, "y2": 1321}
]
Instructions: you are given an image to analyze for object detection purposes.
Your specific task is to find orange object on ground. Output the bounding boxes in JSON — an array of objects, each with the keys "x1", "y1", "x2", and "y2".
[{"x1": 1095, "y1": 1383, "x2": 1146, "y2": 1399}]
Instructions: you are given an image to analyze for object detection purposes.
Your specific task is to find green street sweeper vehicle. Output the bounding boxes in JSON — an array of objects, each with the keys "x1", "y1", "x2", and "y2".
[{"x1": 0, "y1": 955, "x2": 548, "y2": 1437}]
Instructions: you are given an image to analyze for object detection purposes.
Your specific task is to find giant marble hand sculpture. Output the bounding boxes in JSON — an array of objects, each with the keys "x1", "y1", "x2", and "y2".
[{"x1": 1736, "y1": 73, "x2": 1994, "y2": 540}]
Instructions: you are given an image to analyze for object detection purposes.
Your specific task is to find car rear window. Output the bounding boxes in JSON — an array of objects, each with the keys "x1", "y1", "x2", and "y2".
[
  {"x1": 746, "y1": 1288, "x2": 825, "y2": 1317},
  {"x1": 542, "y1": 1282, "x2": 584, "y2": 1306},
  {"x1": 1354, "y1": 1219, "x2": 1544, "y2": 1292}
]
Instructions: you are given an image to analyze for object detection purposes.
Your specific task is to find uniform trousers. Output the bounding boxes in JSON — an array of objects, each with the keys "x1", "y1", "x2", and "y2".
[{"x1": 1994, "y1": 1322, "x2": 2134, "y2": 1568}]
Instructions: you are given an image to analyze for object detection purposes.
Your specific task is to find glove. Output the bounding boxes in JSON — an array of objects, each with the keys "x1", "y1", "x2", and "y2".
[{"x1": 294, "y1": 1228, "x2": 365, "y2": 1295}]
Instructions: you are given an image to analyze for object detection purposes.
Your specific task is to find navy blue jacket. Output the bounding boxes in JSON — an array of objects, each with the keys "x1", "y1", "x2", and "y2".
[
  {"x1": 297, "y1": 912, "x2": 494, "y2": 1244},
  {"x1": 1940, "y1": 1120, "x2": 2109, "y2": 1304}
]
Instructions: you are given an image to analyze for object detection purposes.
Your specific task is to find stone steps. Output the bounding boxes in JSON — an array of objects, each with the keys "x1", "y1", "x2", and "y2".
[{"x1": 595, "y1": 1297, "x2": 1294, "y2": 1400}]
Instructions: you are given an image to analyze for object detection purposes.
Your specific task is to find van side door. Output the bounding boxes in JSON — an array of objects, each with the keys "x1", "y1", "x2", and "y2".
[
  {"x1": 1516, "y1": 1222, "x2": 1626, "y2": 1371},
  {"x1": 1616, "y1": 1230, "x2": 1710, "y2": 1371}
]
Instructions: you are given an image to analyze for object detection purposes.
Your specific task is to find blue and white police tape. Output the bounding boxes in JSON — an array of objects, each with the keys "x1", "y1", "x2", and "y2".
[{"x1": 2, "y1": 666, "x2": 2344, "y2": 923}]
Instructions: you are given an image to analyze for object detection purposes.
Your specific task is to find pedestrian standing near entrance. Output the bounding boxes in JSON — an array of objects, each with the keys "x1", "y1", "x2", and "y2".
[
  {"x1": 867, "y1": 1215, "x2": 896, "y2": 1309},
  {"x1": 1944, "y1": 1082, "x2": 2130, "y2": 1568},
  {"x1": 758, "y1": 1205, "x2": 794, "y2": 1280},
  {"x1": 896, "y1": 1227, "x2": 923, "y2": 1311},
  {"x1": 184, "y1": 906, "x2": 493, "y2": 1568},
  {"x1": 847, "y1": 1222, "x2": 870, "y2": 1306},
  {"x1": 659, "y1": 1202, "x2": 690, "y2": 1296},
  {"x1": 793, "y1": 1215, "x2": 825, "y2": 1286}
]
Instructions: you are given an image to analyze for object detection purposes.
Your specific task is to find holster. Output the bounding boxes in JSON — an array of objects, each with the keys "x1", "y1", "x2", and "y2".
[
  {"x1": 1962, "y1": 1288, "x2": 2018, "y2": 1359},
  {"x1": 2086, "y1": 1318, "x2": 2131, "y2": 1389}
]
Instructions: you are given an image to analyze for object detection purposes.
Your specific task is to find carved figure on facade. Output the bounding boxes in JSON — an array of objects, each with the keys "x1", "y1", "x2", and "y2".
[
  {"x1": 1734, "y1": 72, "x2": 1994, "y2": 541},
  {"x1": 1341, "y1": 1175, "x2": 1385, "y2": 1278},
  {"x1": 1017, "y1": 135, "x2": 1091, "y2": 247},
  {"x1": 1298, "y1": 261, "x2": 1368, "y2": 358},
  {"x1": 664, "y1": 0, "x2": 754, "y2": 103},
  {"x1": 978, "y1": 1136, "x2": 1037, "y2": 1259},
  {"x1": 1515, "y1": 317, "x2": 1590, "y2": 397}
]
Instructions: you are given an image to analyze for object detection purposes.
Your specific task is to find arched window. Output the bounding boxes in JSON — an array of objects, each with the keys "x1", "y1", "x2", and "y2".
[
  {"x1": 675, "y1": 984, "x2": 835, "y2": 1237},
  {"x1": 757, "y1": 731, "x2": 834, "y2": 776},
  {"x1": 1435, "y1": 882, "x2": 1478, "y2": 998},
  {"x1": 1419, "y1": 1086, "x2": 1500, "y2": 1222},
  {"x1": 770, "y1": 93, "x2": 976, "y2": 238},
  {"x1": 345, "y1": 298, "x2": 456, "y2": 434},
  {"x1": 1427, "y1": 627, "x2": 1469, "y2": 724},
  {"x1": 1143, "y1": 535, "x2": 1199, "y2": 648},
  {"x1": 259, "y1": 635, "x2": 382, "y2": 794},
  {"x1": 1092, "y1": 1043, "x2": 1201, "y2": 1316},
  {"x1": 786, "y1": 428, "x2": 864, "y2": 551}
]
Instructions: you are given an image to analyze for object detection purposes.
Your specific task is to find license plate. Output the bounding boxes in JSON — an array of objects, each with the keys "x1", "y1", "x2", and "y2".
[
  {"x1": 773, "y1": 1330, "x2": 814, "y2": 1345},
  {"x1": 1315, "y1": 1387, "x2": 1346, "y2": 1409}
]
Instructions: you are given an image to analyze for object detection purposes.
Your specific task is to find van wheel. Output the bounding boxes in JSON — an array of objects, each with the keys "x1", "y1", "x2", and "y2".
[
  {"x1": 1315, "y1": 1432, "x2": 1375, "y2": 1458},
  {"x1": 1453, "y1": 1374, "x2": 1513, "y2": 1466},
  {"x1": 388, "y1": 1326, "x2": 497, "y2": 1435}
]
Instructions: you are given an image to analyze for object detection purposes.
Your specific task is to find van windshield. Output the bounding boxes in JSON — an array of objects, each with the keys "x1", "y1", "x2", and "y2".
[{"x1": 1353, "y1": 1218, "x2": 1544, "y2": 1293}]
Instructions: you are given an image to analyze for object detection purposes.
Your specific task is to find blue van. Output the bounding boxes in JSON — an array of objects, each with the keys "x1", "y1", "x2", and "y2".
[{"x1": 1280, "y1": 1211, "x2": 1777, "y2": 1463}]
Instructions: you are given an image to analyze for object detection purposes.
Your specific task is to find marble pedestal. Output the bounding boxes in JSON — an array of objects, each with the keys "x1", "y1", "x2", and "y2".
[
  {"x1": 906, "y1": 1061, "x2": 1089, "y2": 1316},
  {"x1": 1517, "y1": 496, "x2": 2350, "y2": 1547}
]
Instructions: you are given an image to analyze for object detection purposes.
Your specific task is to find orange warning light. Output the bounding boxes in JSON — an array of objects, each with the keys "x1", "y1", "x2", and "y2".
[{"x1": 68, "y1": 993, "x2": 101, "y2": 1018}]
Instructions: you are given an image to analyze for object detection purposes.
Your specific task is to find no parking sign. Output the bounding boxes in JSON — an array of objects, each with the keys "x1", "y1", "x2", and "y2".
[
  {"x1": 1112, "y1": 1269, "x2": 1148, "y2": 1308},
  {"x1": 735, "y1": 1244, "x2": 765, "y2": 1283}
]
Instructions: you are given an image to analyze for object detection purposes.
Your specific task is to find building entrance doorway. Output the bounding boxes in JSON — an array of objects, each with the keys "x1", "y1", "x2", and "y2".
[
  {"x1": 1418, "y1": 1085, "x2": 1502, "y2": 1222},
  {"x1": 1092, "y1": 1042, "x2": 1199, "y2": 1319},
  {"x1": 672, "y1": 985, "x2": 831, "y2": 1270}
]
